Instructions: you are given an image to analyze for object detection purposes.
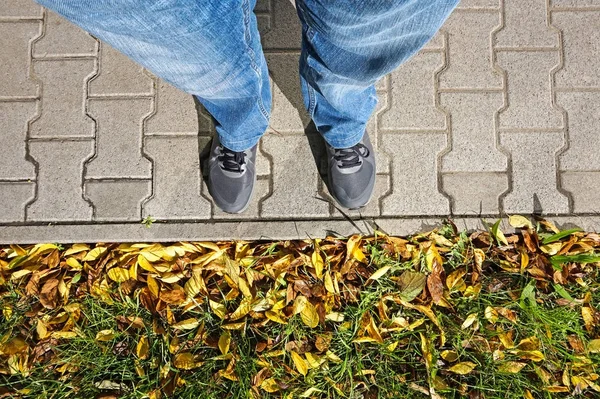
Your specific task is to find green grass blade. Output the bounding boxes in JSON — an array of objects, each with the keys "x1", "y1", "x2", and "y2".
[{"x1": 541, "y1": 228, "x2": 582, "y2": 245}]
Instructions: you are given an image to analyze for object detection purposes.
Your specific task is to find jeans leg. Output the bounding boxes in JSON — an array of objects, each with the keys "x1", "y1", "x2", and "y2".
[
  {"x1": 37, "y1": 0, "x2": 271, "y2": 151},
  {"x1": 296, "y1": 0, "x2": 458, "y2": 148}
]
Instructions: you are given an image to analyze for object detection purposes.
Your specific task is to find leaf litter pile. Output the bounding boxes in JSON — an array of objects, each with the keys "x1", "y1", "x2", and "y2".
[{"x1": 1, "y1": 217, "x2": 600, "y2": 399}]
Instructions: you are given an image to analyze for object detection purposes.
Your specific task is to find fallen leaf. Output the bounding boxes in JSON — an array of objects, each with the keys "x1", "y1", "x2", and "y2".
[
  {"x1": 136, "y1": 336, "x2": 149, "y2": 359},
  {"x1": 588, "y1": 339, "x2": 600, "y2": 353},
  {"x1": 497, "y1": 361, "x2": 526, "y2": 373},
  {"x1": 448, "y1": 361, "x2": 477, "y2": 375},
  {"x1": 171, "y1": 318, "x2": 200, "y2": 330},
  {"x1": 397, "y1": 271, "x2": 426, "y2": 302},
  {"x1": 218, "y1": 331, "x2": 231, "y2": 355},
  {"x1": 369, "y1": 266, "x2": 391, "y2": 282},
  {"x1": 107, "y1": 268, "x2": 130, "y2": 283},
  {"x1": 95, "y1": 329, "x2": 116, "y2": 342},
  {"x1": 260, "y1": 378, "x2": 280, "y2": 393},
  {"x1": 39, "y1": 278, "x2": 59, "y2": 309},
  {"x1": 173, "y1": 352, "x2": 199, "y2": 370},
  {"x1": 290, "y1": 351, "x2": 308, "y2": 376},
  {"x1": 311, "y1": 249, "x2": 324, "y2": 280},
  {"x1": 509, "y1": 215, "x2": 533, "y2": 230}
]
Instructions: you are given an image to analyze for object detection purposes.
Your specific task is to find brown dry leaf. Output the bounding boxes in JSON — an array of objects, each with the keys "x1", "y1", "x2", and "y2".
[
  {"x1": 497, "y1": 361, "x2": 526, "y2": 373},
  {"x1": 427, "y1": 258, "x2": 444, "y2": 304},
  {"x1": 160, "y1": 287, "x2": 186, "y2": 305},
  {"x1": 496, "y1": 307, "x2": 518, "y2": 323},
  {"x1": 218, "y1": 331, "x2": 231, "y2": 355},
  {"x1": 39, "y1": 278, "x2": 59, "y2": 309},
  {"x1": 136, "y1": 335, "x2": 149, "y2": 359},
  {"x1": 290, "y1": 351, "x2": 308, "y2": 376},
  {"x1": 448, "y1": 361, "x2": 477, "y2": 375}
]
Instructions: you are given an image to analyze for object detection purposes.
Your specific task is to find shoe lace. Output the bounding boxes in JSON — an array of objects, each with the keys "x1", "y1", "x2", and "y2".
[
  {"x1": 219, "y1": 146, "x2": 246, "y2": 173},
  {"x1": 334, "y1": 144, "x2": 369, "y2": 169}
]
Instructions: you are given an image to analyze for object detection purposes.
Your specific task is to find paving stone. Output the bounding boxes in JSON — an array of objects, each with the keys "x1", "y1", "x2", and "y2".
[
  {"x1": 562, "y1": 172, "x2": 600, "y2": 213},
  {"x1": 89, "y1": 44, "x2": 153, "y2": 96},
  {"x1": 442, "y1": 172, "x2": 507, "y2": 215},
  {"x1": 497, "y1": 51, "x2": 563, "y2": 129},
  {"x1": 30, "y1": 59, "x2": 95, "y2": 137},
  {"x1": 86, "y1": 98, "x2": 152, "y2": 179},
  {"x1": 85, "y1": 180, "x2": 151, "y2": 221},
  {"x1": 0, "y1": 22, "x2": 39, "y2": 97},
  {"x1": 0, "y1": 102, "x2": 36, "y2": 179},
  {"x1": 553, "y1": 11, "x2": 600, "y2": 88},
  {"x1": 260, "y1": 135, "x2": 330, "y2": 218},
  {"x1": 257, "y1": 0, "x2": 301, "y2": 51},
  {"x1": 500, "y1": 132, "x2": 569, "y2": 213},
  {"x1": 33, "y1": 11, "x2": 96, "y2": 57},
  {"x1": 27, "y1": 140, "x2": 94, "y2": 221},
  {"x1": 496, "y1": 0, "x2": 558, "y2": 48},
  {"x1": 557, "y1": 92, "x2": 600, "y2": 170},
  {"x1": 381, "y1": 133, "x2": 449, "y2": 216},
  {"x1": 551, "y1": 0, "x2": 600, "y2": 7},
  {"x1": 439, "y1": 10, "x2": 503, "y2": 89},
  {"x1": 145, "y1": 80, "x2": 205, "y2": 135},
  {"x1": 0, "y1": 0, "x2": 42, "y2": 18},
  {"x1": 266, "y1": 53, "x2": 309, "y2": 133},
  {"x1": 143, "y1": 136, "x2": 211, "y2": 219},
  {"x1": 423, "y1": 30, "x2": 445, "y2": 50},
  {"x1": 457, "y1": 0, "x2": 500, "y2": 9},
  {"x1": 441, "y1": 92, "x2": 507, "y2": 172},
  {"x1": 379, "y1": 51, "x2": 446, "y2": 131},
  {"x1": 0, "y1": 182, "x2": 35, "y2": 223}
]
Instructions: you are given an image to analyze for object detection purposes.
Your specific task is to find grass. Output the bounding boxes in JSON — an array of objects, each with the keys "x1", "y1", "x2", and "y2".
[{"x1": 1, "y1": 222, "x2": 599, "y2": 398}]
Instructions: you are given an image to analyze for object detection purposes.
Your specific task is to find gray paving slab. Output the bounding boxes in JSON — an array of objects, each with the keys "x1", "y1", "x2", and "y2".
[{"x1": 1, "y1": 1, "x2": 600, "y2": 243}]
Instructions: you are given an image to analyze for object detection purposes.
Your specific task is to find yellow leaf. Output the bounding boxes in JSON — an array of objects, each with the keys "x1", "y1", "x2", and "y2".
[
  {"x1": 588, "y1": 339, "x2": 600, "y2": 353},
  {"x1": 95, "y1": 329, "x2": 116, "y2": 342},
  {"x1": 311, "y1": 250, "x2": 324, "y2": 280},
  {"x1": 218, "y1": 331, "x2": 231, "y2": 355},
  {"x1": 509, "y1": 215, "x2": 533, "y2": 229},
  {"x1": 222, "y1": 321, "x2": 246, "y2": 330},
  {"x1": 51, "y1": 331, "x2": 78, "y2": 339},
  {"x1": 107, "y1": 268, "x2": 130, "y2": 283},
  {"x1": 184, "y1": 271, "x2": 206, "y2": 298},
  {"x1": 300, "y1": 301, "x2": 319, "y2": 329},
  {"x1": 523, "y1": 389, "x2": 534, "y2": 399},
  {"x1": 66, "y1": 258, "x2": 83, "y2": 270},
  {"x1": 172, "y1": 318, "x2": 200, "y2": 330},
  {"x1": 446, "y1": 268, "x2": 466, "y2": 292},
  {"x1": 324, "y1": 271, "x2": 335, "y2": 294},
  {"x1": 82, "y1": 247, "x2": 107, "y2": 262},
  {"x1": 136, "y1": 336, "x2": 149, "y2": 359},
  {"x1": 498, "y1": 361, "x2": 527, "y2": 373},
  {"x1": 448, "y1": 361, "x2": 477, "y2": 375},
  {"x1": 261, "y1": 378, "x2": 280, "y2": 393},
  {"x1": 440, "y1": 350, "x2": 459, "y2": 362},
  {"x1": 173, "y1": 352, "x2": 199, "y2": 370},
  {"x1": 147, "y1": 275, "x2": 160, "y2": 298},
  {"x1": 369, "y1": 266, "x2": 391, "y2": 281},
  {"x1": 137, "y1": 254, "x2": 157, "y2": 273},
  {"x1": 265, "y1": 310, "x2": 287, "y2": 325},
  {"x1": 544, "y1": 386, "x2": 569, "y2": 393},
  {"x1": 582, "y1": 307, "x2": 594, "y2": 332},
  {"x1": 347, "y1": 236, "x2": 366, "y2": 262},
  {"x1": 515, "y1": 336, "x2": 540, "y2": 351},
  {"x1": 514, "y1": 350, "x2": 545, "y2": 362},
  {"x1": 64, "y1": 243, "x2": 90, "y2": 256},
  {"x1": 36, "y1": 320, "x2": 49, "y2": 340},
  {"x1": 484, "y1": 306, "x2": 499, "y2": 324},
  {"x1": 293, "y1": 295, "x2": 308, "y2": 315},
  {"x1": 0, "y1": 337, "x2": 28, "y2": 355},
  {"x1": 209, "y1": 300, "x2": 227, "y2": 320},
  {"x1": 461, "y1": 313, "x2": 478, "y2": 329},
  {"x1": 325, "y1": 312, "x2": 344, "y2": 322},
  {"x1": 230, "y1": 296, "x2": 253, "y2": 321},
  {"x1": 290, "y1": 351, "x2": 308, "y2": 376}
]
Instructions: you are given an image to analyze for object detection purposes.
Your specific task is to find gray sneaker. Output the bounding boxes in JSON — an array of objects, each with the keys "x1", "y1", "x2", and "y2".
[
  {"x1": 325, "y1": 132, "x2": 376, "y2": 209},
  {"x1": 207, "y1": 136, "x2": 257, "y2": 214}
]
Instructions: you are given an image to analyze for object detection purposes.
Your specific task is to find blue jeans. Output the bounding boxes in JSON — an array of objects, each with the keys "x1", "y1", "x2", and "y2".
[{"x1": 38, "y1": 0, "x2": 458, "y2": 151}]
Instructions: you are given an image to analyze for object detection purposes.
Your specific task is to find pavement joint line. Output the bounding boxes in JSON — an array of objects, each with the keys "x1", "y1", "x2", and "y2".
[
  {"x1": 0, "y1": 97, "x2": 38, "y2": 102},
  {"x1": 0, "y1": 18, "x2": 42, "y2": 23},
  {"x1": 494, "y1": 47, "x2": 561, "y2": 52},
  {"x1": 550, "y1": 7, "x2": 600, "y2": 12}
]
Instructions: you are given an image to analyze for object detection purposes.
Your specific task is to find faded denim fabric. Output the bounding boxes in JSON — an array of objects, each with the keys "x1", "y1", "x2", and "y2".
[{"x1": 38, "y1": 0, "x2": 458, "y2": 151}]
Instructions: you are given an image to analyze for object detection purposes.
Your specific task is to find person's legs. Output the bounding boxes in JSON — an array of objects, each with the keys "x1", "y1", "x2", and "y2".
[
  {"x1": 38, "y1": 0, "x2": 271, "y2": 213},
  {"x1": 296, "y1": 0, "x2": 459, "y2": 148},
  {"x1": 295, "y1": 0, "x2": 458, "y2": 208}
]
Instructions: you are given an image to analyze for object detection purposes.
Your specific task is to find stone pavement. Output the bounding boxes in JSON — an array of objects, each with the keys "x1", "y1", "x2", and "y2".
[{"x1": 1, "y1": 0, "x2": 600, "y2": 243}]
